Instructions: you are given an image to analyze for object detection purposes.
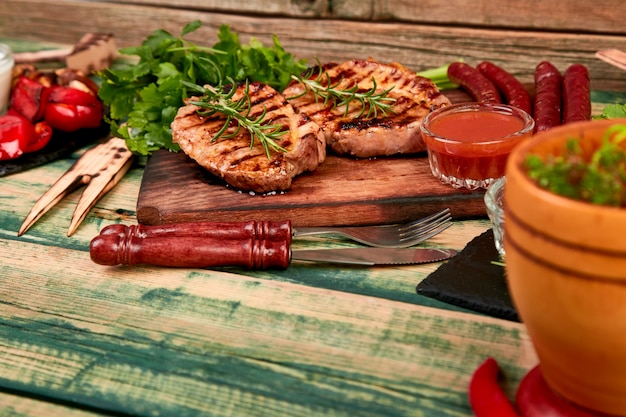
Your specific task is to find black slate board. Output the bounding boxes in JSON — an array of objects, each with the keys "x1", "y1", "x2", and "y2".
[
  {"x1": 417, "y1": 229, "x2": 519, "y2": 322},
  {"x1": 0, "y1": 123, "x2": 110, "y2": 177}
]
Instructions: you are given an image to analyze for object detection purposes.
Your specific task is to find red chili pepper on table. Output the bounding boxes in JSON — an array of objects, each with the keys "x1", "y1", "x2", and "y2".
[
  {"x1": 44, "y1": 85, "x2": 103, "y2": 132},
  {"x1": 469, "y1": 357, "x2": 521, "y2": 417}
]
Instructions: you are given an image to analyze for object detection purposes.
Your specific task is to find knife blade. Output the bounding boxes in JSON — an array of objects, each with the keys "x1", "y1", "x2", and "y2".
[
  {"x1": 89, "y1": 226, "x2": 456, "y2": 269},
  {"x1": 291, "y1": 247, "x2": 456, "y2": 265}
]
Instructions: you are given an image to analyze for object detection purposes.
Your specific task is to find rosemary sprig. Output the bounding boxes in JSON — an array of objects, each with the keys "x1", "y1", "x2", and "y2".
[
  {"x1": 288, "y1": 65, "x2": 397, "y2": 118},
  {"x1": 181, "y1": 79, "x2": 288, "y2": 158}
]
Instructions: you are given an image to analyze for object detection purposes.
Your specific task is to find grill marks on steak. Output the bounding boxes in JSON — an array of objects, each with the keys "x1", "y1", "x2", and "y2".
[
  {"x1": 172, "y1": 81, "x2": 325, "y2": 193},
  {"x1": 284, "y1": 58, "x2": 451, "y2": 158}
]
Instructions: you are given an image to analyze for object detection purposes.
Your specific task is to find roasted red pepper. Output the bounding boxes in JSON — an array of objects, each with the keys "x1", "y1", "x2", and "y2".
[
  {"x1": 0, "y1": 112, "x2": 29, "y2": 160},
  {"x1": 25, "y1": 119, "x2": 53, "y2": 153},
  {"x1": 10, "y1": 76, "x2": 50, "y2": 122},
  {"x1": 469, "y1": 357, "x2": 521, "y2": 417},
  {"x1": 0, "y1": 109, "x2": 53, "y2": 160},
  {"x1": 44, "y1": 85, "x2": 103, "y2": 132},
  {"x1": 2, "y1": 70, "x2": 104, "y2": 160}
]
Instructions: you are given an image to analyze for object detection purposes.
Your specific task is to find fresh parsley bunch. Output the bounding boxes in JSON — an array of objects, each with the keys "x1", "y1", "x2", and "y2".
[
  {"x1": 97, "y1": 21, "x2": 308, "y2": 155},
  {"x1": 594, "y1": 103, "x2": 626, "y2": 120},
  {"x1": 525, "y1": 123, "x2": 626, "y2": 207}
]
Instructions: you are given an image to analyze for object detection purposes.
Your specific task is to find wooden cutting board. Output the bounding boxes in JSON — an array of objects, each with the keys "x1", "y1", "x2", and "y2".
[
  {"x1": 135, "y1": 89, "x2": 487, "y2": 227},
  {"x1": 136, "y1": 149, "x2": 487, "y2": 226}
]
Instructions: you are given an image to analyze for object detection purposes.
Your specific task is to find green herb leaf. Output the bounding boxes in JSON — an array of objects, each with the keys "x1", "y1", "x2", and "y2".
[
  {"x1": 594, "y1": 103, "x2": 626, "y2": 120},
  {"x1": 97, "y1": 22, "x2": 307, "y2": 155},
  {"x1": 524, "y1": 124, "x2": 626, "y2": 207},
  {"x1": 181, "y1": 79, "x2": 288, "y2": 159}
]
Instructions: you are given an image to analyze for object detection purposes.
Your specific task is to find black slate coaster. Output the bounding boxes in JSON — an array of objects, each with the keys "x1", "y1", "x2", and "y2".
[
  {"x1": 0, "y1": 123, "x2": 110, "y2": 177},
  {"x1": 417, "y1": 229, "x2": 519, "y2": 322}
]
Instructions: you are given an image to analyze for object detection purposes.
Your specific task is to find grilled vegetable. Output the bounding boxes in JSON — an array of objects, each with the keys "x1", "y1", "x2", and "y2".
[
  {"x1": 10, "y1": 76, "x2": 50, "y2": 122},
  {"x1": 44, "y1": 85, "x2": 103, "y2": 132},
  {"x1": 0, "y1": 110, "x2": 53, "y2": 160}
]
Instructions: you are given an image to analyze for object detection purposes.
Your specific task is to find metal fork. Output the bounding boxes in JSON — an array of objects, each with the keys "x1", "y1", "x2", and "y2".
[{"x1": 293, "y1": 208, "x2": 452, "y2": 248}]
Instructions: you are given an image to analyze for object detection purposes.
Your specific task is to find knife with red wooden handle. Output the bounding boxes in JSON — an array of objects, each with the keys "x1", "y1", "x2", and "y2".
[{"x1": 89, "y1": 222, "x2": 457, "y2": 269}]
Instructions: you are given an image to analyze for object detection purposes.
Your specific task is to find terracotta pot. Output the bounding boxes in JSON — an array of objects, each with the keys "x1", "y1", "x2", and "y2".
[{"x1": 504, "y1": 118, "x2": 626, "y2": 416}]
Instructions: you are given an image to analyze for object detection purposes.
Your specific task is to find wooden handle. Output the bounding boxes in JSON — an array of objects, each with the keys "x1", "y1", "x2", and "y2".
[
  {"x1": 90, "y1": 232, "x2": 291, "y2": 269},
  {"x1": 99, "y1": 220, "x2": 292, "y2": 244}
]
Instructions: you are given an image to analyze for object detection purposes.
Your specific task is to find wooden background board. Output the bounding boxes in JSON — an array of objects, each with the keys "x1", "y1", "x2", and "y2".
[
  {"x1": 136, "y1": 149, "x2": 486, "y2": 226},
  {"x1": 1, "y1": 0, "x2": 625, "y2": 92}
]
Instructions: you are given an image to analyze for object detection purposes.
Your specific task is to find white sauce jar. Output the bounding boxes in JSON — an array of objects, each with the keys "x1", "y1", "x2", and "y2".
[{"x1": 0, "y1": 44, "x2": 14, "y2": 115}]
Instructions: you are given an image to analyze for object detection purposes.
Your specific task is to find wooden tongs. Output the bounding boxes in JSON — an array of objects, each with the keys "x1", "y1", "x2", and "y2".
[
  {"x1": 18, "y1": 137, "x2": 134, "y2": 237},
  {"x1": 595, "y1": 49, "x2": 626, "y2": 71}
]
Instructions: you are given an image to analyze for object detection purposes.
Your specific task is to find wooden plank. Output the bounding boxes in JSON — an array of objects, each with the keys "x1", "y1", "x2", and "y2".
[
  {"x1": 126, "y1": 0, "x2": 331, "y2": 17},
  {"x1": 68, "y1": 0, "x2": 626, "y2": 35},
  {"x1": 136, "y1": 150, "x2": 486, "y2": 227},
  {"x1": 0, "y1": 1, "x2": 625, "y2": 90},
  {"x1": 0, "y1": 391, "x2": 108, "y2": 417},
  {"x1": 0, "y1": 238, "x2": 537, "y2": 417},
  {"x1": 368, "y1": 0, "x2": 626, "y2": 34}
]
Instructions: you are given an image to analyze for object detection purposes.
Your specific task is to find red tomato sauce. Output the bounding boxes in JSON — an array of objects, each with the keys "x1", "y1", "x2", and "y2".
[
  {"x1": 421, "y1": 107, "x2": 533, "y2": 184},
  {"x1": 429, "y1": 111, "x2": 525, "y2": 142}
]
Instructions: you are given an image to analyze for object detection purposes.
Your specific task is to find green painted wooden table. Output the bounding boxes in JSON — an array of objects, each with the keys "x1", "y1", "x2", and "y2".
[{"x1": 1, "y1": 37, "x2": 625, "y2": 416}]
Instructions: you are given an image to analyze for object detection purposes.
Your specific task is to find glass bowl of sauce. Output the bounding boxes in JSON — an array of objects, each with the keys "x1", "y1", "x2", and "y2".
[{"x1": 420, "y1": 102, "x2": 534, "y2": 189}]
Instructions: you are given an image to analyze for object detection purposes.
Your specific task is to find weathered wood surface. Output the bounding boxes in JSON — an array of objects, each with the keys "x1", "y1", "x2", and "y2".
[
  {"x1": 1, "y1": 0, "x2": 625, "y2": 90},
  {"x1": 0, "y1": 89, "x2": 623, "y2": 416},
  {"x1": 4, "y1": 0, "x2": 625, "y2": 34},
  {"x1": 0, "y1": 4, "x2": 625, "y2": 413},
  {"x1": 0, "y1": 150, "x2": 530, "y2": 417}
]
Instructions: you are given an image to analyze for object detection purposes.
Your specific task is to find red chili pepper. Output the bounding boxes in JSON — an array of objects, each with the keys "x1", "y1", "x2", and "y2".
[
  {"x1": 44, "y1": 85, "x2": 103, "y2": 132},
  {"x1": 469, "y1": 357, "x2": 521, "y2": 417},
  {"x1": 10, "y1": 76, "x2": 50, "y2": 122}
]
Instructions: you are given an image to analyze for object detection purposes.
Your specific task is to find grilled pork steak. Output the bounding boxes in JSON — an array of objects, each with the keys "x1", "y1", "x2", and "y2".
[
  {"x1": 283, "y1": 58, "x2": 451, "y2": 158},
  {"x1": 172, "y1": 81, "x2": 325, "y2": 193}
]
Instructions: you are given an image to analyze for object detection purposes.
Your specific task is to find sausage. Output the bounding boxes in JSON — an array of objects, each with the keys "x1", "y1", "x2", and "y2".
[
  {"x1": 562, "y1": 63, "x2": 591, "y2": 124},
  {"x1": 533, "y1": 61, "x2": 563, "y2": 133},
  {"x1": 447, "y1": 62, "x2": 502, "y2": 104},
  {"x1": 477, "y1": 61, "x2": 532, "y2": 114}
]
